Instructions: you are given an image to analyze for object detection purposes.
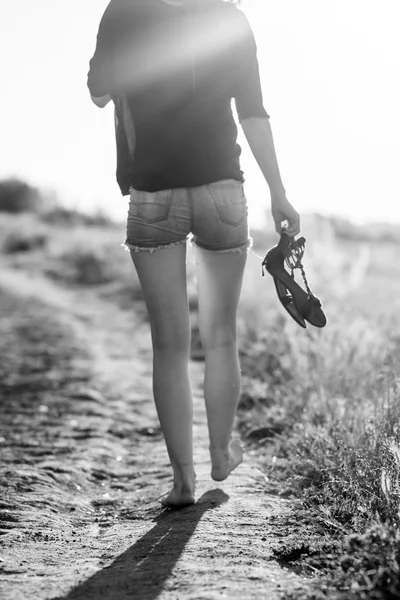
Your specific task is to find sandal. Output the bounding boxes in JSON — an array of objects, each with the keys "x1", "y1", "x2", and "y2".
[{"x1": 262, "y1": 231, "x2": 327, "y2": 328}]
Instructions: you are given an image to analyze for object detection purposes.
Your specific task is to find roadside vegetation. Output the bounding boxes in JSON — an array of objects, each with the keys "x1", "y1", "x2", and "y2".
[
  {"x1": 1, "y1": 177, "x2": 399, "y2": 598},
  {"x1": 236, "y1": 223, "x2": 400, "y2": 599}
]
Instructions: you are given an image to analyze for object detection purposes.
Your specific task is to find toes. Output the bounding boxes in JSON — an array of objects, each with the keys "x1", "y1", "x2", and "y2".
[
  {"x1": 231, "y1": 439, "x2": 243, "y2": 453},
  {"x1": 210, "y1": 440, "x2": 243, "y2": 482},
  {"x1": 160, "y1": 493, "x2": 172, "y2": 507}
]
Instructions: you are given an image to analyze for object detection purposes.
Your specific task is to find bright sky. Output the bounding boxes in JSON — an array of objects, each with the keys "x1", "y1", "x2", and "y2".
[{"x1": 1, "y1": 0, "x2": 399, "y2": 225}]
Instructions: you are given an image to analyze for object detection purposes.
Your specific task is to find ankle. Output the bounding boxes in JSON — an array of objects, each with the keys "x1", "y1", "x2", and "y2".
[
  {"x1": 209, "y1": 441, "x2": 230, "y2": 453},
  {"x1": 172, "y1": 463, "x2": 195, "y2": 484}
]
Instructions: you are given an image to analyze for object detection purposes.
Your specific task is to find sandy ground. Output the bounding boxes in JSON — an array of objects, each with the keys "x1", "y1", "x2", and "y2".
[{"x1": 0, "y1": 264, "x2": 311, "y2": 600}]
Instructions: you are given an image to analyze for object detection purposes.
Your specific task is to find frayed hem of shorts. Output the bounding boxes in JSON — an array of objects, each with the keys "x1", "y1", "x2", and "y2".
[
  {"x1": 121, "y1": 239, "x2": 187, "y2": 254},
  {"x1": 191, "y1": 237, "x2": 253, "y2": 254}
]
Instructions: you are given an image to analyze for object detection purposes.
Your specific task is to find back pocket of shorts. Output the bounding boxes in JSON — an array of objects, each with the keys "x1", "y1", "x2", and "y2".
[
  {"x1": 129, "y1": 189, "x2": 173, "y2": 224},
  {"x1": 206, "y1": 181, "x2": 247, "y2": 226}
]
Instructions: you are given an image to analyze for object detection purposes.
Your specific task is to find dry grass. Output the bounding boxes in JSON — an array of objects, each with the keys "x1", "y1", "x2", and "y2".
[
  {"x1": 235, "y1": 220, "x2": 400, "y2": 598},
  {"x1": 0, "y1": 213, "x2": 142, "y2": 302}
]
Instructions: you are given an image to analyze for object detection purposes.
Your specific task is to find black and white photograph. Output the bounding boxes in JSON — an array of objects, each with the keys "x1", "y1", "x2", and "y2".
[{"x1": 0, "y1": 1, "x2": 399, "y2": 598}]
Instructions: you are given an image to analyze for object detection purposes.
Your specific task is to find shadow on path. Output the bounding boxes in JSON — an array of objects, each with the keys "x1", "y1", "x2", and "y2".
[{"x1": 57, "y1": 489, "x2": 229, "y2": 600}]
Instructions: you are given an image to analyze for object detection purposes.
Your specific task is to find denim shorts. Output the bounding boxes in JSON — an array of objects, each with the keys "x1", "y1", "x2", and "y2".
[{"x1": 123, "y1": 179, "x2": 252, "y2": 254}]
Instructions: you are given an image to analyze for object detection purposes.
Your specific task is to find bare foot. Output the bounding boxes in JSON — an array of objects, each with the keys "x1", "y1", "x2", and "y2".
[
  {"x1": 210, "y1": 439, "x2": 243, "y2": 482},
  {"x1": 160, "y1": 483, "x2": 195, "y2": 509}
]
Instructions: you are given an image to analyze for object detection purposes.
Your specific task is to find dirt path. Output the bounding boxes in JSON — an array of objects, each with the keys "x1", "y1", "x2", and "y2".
[{"x1": 0, "y1": 266, "x2": 310, "y2": 599}]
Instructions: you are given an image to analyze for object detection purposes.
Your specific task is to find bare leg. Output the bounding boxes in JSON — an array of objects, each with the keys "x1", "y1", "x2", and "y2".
[
  {"x1": 194, "y1": 246, "x2": 247, "y2": 481},
  {"x1": 130, "y1": 243, "x2": 195, "y2": 507}
]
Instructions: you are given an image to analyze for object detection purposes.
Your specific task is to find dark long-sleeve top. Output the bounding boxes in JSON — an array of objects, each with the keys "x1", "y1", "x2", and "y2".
[{"x1": 88, "y1": 0, "x2": 269, "y2": 195}]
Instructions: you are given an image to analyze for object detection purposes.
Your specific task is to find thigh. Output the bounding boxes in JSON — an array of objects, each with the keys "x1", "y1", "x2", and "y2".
[
  {"x1": 191, "y1": 180, "x2": 250, "y2": 252},
  {"x1": 130, "y1": 243, "x2": 190, "y2": 353},
  {"x1": 125, "y1": 188, "x2": 191, "y2": 250},
  {"x1": 194, "y1": 246, "x2": 247, "y2": 347}
]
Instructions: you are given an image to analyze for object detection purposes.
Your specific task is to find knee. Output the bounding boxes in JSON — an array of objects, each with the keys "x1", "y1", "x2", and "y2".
[
  {"x1": 151, "y1": 323, "x2": 190, "y2": 355},
  {"x1": 199, "y1": 323, "x2": 237, "y2": 352}
]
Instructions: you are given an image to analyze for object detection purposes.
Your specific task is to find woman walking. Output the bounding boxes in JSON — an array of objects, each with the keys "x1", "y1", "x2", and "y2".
[{"x1": 88, "y1": 0, "x2": 300, "y2": 508}]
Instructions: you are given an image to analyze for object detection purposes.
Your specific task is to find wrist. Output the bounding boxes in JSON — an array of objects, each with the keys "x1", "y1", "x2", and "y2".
[{"x1": 270, "y1": 186, "x2": 286, "y2": 199}]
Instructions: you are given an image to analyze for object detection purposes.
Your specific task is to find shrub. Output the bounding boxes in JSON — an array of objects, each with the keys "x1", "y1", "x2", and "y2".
[
  {"x1": 0, "y1": 178, "x2": 44, "y2": 214},
  {"x1": 2, "y1": 230, "x2": 48, "y2": 254},
  {"x1": 40, "y1": 206, "x2": 114, "y2": 228},
  {"x1": 46, "y1": 244, "x2": 124, "y2": 286}
]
